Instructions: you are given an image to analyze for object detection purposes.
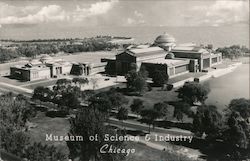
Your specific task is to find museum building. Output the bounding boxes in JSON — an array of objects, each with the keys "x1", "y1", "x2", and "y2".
[
  {"x1": 104, "y1": 32, "x2": 222, "y2": 78},
  {"x1": 10, "y1": 56, "x2": 106, "y2": 81}
]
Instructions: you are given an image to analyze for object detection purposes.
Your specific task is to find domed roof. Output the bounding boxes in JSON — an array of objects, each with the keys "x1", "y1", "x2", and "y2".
[
  {"x1": 41, "y1": 55, "x2": 52, "y2": 60},
  {"x1": 154, "y1": 32, "x2": 176, "y2": 44},
  {"x1": 29, "y1": 59, "x2": 42, "y2": 65},
  {"x1": 165, "y1": 52, "x2": 175, "y2": 59}
]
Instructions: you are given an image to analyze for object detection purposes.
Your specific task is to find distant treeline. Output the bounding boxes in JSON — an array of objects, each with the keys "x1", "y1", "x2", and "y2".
[
  {"x1": 0, "y1": 38, "x2": 119, "y2": 63},
  {"x1": 0, "y1": 35, "x2": 132, "y2": 43},
  {"x1": 216, "y1": 45, "x2": 250, "y2": 59}
]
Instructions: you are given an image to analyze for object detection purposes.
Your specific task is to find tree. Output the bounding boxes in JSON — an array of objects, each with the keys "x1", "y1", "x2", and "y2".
[
  {"x1": 23, "y1": 142, "x2": 66, "y2": 161},
  {"x1": 216, "y1": 45, "x2": 244, "y2": 59},
  {"x1": 125, "y1": 70, "x2": 148, "y2": 95},
  {"x1": 89, "y1": 92, "x2": 112, "y2": 115},
  {"x1": 192, "y1": 105, "x2": 222, "y2": 140},
  {"x1": 90, "y1": 78, "x2": 99, "y2": 90},
  {"x1": 140, "y1": 109, "x2": 160, "y2": 133},
  {"x1": 153, "y1": 102, "x2": 169, "y2": 119},
  {"x1": 72, "y1": 77, "x2": 89, "y2": 90},
  {"x1": 173, "y1": 102, "x2": 192, "y2": 122},
  {"x1": 130, "y1": 99, "x2": 144, "y2": 116},
  {"x1": 139, "y1": 65, "x2": 149, "y2": 79},
  {"x1": 228, "y1": 98, "x2": 250, "y2": 119},
  {"x1": 177, "y1": 82, "x2": 210, "y2": 105},
  {"x1": 0, "y1": 94, "x2": 66, "y2": 161},
  {"x1": 221, "y1": 99, "x2": 250, "y2": 160},
  {"x1": 61, "y1": 91, "x2": 81, "y2": 109},
  {"x1": 117, "y1": 107, "x2": 128, "y2": 129},
  {"x1": 225, "y1": 112, "x2": 249, "y2": 149},
  {"x1": 0, "y1": 94, "x2": 36, "y2": 130},
  {"x1": 67, "y1": 108, "x2": 126, "y2": 161},
  {"x1": 107, "y1": 88, "x2": 128, "y2": 110},
  {"x1": 174, "y1": 109, "x2": 184, "y2": 122},
  {"x1": 56, "y1": 78, "x2": 71, "y2": 86},
  {"x1": 81, "y1": 90, "x2": 95, "y2": 104},
  {"x1": 152, "y1": 70, "x2": 169, "y2": 88},
  {"x1": 0, "y1": 128, "x2": 30, "y2": 157},
  {"x1": 33, "y1": 86, "x2": 53, "y2": 102}
]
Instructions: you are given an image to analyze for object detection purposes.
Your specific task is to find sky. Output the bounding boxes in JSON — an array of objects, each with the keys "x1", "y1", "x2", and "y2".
[
  {"x1": 0, "y1": 0, "x2": 249, "y2": 28},
  {"x1": 0, "y1": 0, "x2": 249, "y2": 40}
]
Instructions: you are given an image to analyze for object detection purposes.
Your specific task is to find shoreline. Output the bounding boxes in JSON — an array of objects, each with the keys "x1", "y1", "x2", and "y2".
[{"x1": 171, "y1": 61, "x2": 244, "y2": 88}]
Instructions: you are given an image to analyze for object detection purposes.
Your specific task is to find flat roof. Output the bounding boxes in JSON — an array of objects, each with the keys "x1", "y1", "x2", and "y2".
[
  {"x1": 12, "y1": 64, "x2": 50, "y2": 71},
  {"x1": 142, "y1": 58, "x2": 189, "y2": 67},
  {"x1": 129, "y1": 46, "x2": 164, "y2": 53},
  {"x1": 172, "y1": 46, "x2": 209, "y2": 54},
  {"x1": 121, "y1": 46, "x2": 167, "y2": 58}
]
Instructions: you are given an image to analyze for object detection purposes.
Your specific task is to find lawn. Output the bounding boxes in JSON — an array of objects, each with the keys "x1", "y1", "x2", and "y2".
[
  {"x1": 122, "y1": 87, "x2": 184, "y2": 121},
  {"x1": 22, "y1": 79, "x2": 58, "y2": 89},
  {"x1": 27, "y1": 112, "x2": 70, "y2": 155},
  {"x1": 53, "y1": 51, "x2": 116, "y2": 63},
  {"x1": 126, "y1": 142, "x2": 201, "y2": 161}
]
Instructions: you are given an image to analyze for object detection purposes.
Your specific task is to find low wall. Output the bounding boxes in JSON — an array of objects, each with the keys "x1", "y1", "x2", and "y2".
[
  {"x1": 172, "y1": 77, "x2": 194, "y2": 88},
  {"x1": 0, "y1": 70, "x2": 10, "y2": 76},
  {"x1": 171, "y1": 62, "x2": 242, "y2": 88},
  {"x1": 197, "y1": 74, "x2": 211, "y2": 82}
]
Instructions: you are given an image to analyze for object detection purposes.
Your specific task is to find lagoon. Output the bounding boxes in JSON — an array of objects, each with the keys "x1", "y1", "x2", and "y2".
[{"x1": 205, "y1": 62, "x2": 249, "y2": 109}]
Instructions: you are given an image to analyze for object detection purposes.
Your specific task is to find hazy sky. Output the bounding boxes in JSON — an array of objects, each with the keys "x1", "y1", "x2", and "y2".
[{"x1": 0, "y1": 0, "x2": 249, "y2": 29}]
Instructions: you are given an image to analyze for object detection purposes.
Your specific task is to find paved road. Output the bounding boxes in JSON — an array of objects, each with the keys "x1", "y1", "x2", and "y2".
[
  {"x1": 109, "y1": 118, "x2": 192, "y2": 136},
  {"x1": 108, "y1": 118, "x2": 200, "y2": 159},
  {"x1": 0, "y1": 82, "x2": 32, "y2": 97}
]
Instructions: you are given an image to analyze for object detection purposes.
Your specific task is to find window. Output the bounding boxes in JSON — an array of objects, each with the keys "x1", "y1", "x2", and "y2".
[
  {"x1": 32, "y1": 71, "x2": 39, "y2": 78},
  {"x1": 175, "y1": 65, "x2": 188, "y2": 74},
  {"x1": 212, "y1": 57, "x2": 218, "y2": 64}
]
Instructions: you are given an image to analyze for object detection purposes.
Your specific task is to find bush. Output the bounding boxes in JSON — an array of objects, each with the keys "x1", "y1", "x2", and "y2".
[
  {"x1": 194, "y1": 78, "x2": 199, "y2": 83},
  {"x1": 167, "y1": 84, "x2": 174, "y2": 91},
  {"x1": 35, "y1": 105, "x2": 48, "y2": 112},
  {"x1": 152, "y1": 70, "x2": 169, "y2": 87},
  {"x1": 148, "y1": 84, "x2": 152, "y2": 91},
  {"x1": 45, "y1": 110, "x2": 69, "y2": 118}
]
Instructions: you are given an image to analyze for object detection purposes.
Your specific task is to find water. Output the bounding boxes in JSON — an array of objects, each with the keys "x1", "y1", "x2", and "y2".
[
  {"x1": 205, "y1": 63, "x2": 249, "y2": 109},
  {"x1": 0, "y1": 25, "x2": 249, "y2": 48}
]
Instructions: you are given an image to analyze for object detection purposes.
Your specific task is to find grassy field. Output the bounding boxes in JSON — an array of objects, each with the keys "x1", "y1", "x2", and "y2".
[
  {"x1": 21, "y1": 79, "x2": 58, "y2": 89},
  {"x1": 122, "y1": 87, "x2": 193, "y2": 122},
  {"x1": 54, "y1": 51, "x2": 116, "y2": 63},
  {"x1": 27, "y1": 112, "x2": 70, "y2": 155}
]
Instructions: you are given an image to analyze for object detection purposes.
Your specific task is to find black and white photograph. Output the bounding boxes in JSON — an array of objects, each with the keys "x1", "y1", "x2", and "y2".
[{"x1": 0, "y1": 0, "x2": 249, "y2": 161}]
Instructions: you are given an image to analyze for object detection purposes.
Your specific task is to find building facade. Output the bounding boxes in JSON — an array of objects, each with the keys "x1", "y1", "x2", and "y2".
[
  {"x1": 10, "y1": 56, "x2": 106, "y2": 81},
  {"x1": 103, "y1": 32, "x2": 222, "y2": 78},
  {"x1": 171, "y1": 46, "x2": 222, "y2": 71},
  {"x1": 46, "y1": 61, "x2": 72, "y2": 78},
  {"x1": 10, "y1": 64, "x2": 50, "y2": 81},
  {"x1": 115, "y1": 46, "x2": 167, "y2": 75}
]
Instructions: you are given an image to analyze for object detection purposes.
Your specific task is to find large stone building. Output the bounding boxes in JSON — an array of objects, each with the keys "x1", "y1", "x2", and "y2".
[
  {"x1": 10, "y1": 62, "x2": 51, "y2": 81},
  {"x1": 10, "y1": 56, "x2": 106, "y2": 81},
  {"x1": 171, "y1": 46, "x2": 222, "y2": 71},
  {"x1": 103, "y1": 32, "x2": 222, "y2": 78},
  {"x1": 112, "y1": 46, "x2": 191, "y2": 78}
]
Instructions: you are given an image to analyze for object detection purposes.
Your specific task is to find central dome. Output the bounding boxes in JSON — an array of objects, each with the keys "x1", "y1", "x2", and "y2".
[{"x1": 154, "y1": 32, "x2": 176, "y2": 44}]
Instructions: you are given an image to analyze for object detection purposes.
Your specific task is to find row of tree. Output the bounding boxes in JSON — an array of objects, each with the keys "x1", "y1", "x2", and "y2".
[
  {"x1": 66, "y1": 87, "x2": 130, "y2": 160},
  {"x1": 0, "y1": 38, "x2": 119, "y2": 62},
  {"x1": 216, "y1": 45, "x2": 249, "y2": 59},
  {"x1": 125, "y1": 65, "x2": 169, "y2": 95},
  {"x1": 191, "y1": 98, "x2": 250, "y2": 160},
  {"x1": 173, "y1": 81, "x2": 250, "y2": 160},
  {"x1": 33, "y1": 78, "x2": 89, "y2": 110}
]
